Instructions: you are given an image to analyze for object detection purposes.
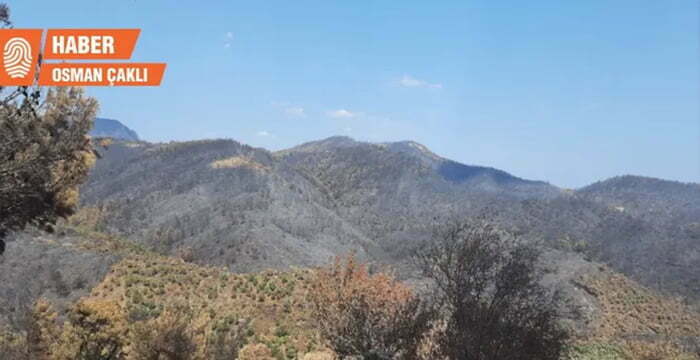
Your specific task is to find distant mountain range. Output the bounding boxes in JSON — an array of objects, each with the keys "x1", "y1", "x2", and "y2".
[
  {"x1": 76, "y1": 135, "x2": 700, "y2": 303},
  {"x1": 90, "y1": 118, "x2": 139, "y2": 141},
  {"x1": 1, "y1": 129, "x2": 699, "y2": 354}
]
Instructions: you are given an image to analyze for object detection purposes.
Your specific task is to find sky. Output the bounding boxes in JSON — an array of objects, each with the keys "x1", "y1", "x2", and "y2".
[{"x1": 10, "y1": 0, "x2": 700, "y2": 188}]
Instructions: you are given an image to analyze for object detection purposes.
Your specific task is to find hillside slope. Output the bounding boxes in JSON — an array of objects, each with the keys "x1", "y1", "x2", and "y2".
[
  {"x1": 80, "y1": 139, "x2": 380, "y2": 272},
  {"x1": 79, "y1": 137, "x2": 557, "y2": 270},
  {"x1": 2, "y1": 227, "x2": 698, "y2": 358},
  {"x1": 78, "y1": 137, "x2": 700, "y2": 303}
]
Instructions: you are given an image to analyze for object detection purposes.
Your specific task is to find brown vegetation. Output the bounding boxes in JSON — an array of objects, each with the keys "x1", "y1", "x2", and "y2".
[
  {"x1": 568, "y1": 269, "x2": 700, "y2": 359},
  {"x1": 308, "y1": 254, "x2": 433, "y2": 360},
  {"x1": 210, "y1": 156, "x2": 270, "y2": 172},
  {"x1": 1, "y1": 224, "x2": 699, "y2": 359}
]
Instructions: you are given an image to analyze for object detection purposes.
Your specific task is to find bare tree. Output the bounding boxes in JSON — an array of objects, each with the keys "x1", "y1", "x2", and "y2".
[
  {"x1": 129, "y1": 302, "x2": 199, "y2": 360},
  {"x1": 416, "y1": 219, "x2": 568, "y2": 360}
]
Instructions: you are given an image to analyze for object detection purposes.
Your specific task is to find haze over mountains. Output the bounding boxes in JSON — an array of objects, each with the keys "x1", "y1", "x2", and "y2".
[{"x1": 74, "y1": 120, "x2": 700, "y2": 303}]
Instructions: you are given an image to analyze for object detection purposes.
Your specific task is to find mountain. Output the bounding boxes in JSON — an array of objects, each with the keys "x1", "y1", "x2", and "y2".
[
  {"x1": 579, "y1": 175, "x2": 700, "y2": 226},
  {"x1": 574, "y1": 176, "x2": 700, "y2": 297},
  {"x1": 90, "y1": 118, "x2": 140, "y2": 141},
  {"x1": 2, "y1": 135, "x2": 700, "y2": 357},
  {"x1": 283, "y1": 136, "x2": 557, "y2": 197},
  {"x1": 79, "y1": 139, "x2": 377, "y2": 271},
  {"x1": 75, "y1": 137, "x2": 700, "y2": 303},
  {"x1": 384, "y1": 140, "x2": 551, "y2": 189},
  {"x1": 78, "y1": 137, "x2": 558, "y2": 271}
]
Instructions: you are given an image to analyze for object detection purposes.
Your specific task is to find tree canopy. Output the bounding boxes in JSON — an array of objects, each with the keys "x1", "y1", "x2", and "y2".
[{"x1": 0, "y1": 3, "x2": 99, "y2": 254}]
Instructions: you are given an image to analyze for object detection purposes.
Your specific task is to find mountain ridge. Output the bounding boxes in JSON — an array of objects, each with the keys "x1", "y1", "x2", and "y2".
[
  {"x1": 280, "y1": 135, "x2": 557, "y2": 194},
  {"x1": 90, "y1": 117, "x2": 140, "y2": 141},
  {"x1": 2, "y1": 135, "x2": 699, "y2": 357},
  {"x1": 73, "y1": 137, "x2": 700, "y2": 304}
]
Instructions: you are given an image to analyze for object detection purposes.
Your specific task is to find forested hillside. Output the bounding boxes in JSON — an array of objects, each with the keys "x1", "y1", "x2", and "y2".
[
  {"x1": 75, "y1": 137, "x2": 700, "y2": 303},
  {"x1": 2, "y1": 133, "x2": 699, "y2": 358}
]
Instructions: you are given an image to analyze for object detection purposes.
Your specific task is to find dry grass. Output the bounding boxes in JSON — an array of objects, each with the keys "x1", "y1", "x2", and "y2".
[
  {"x1": 579, "y1": 270, "x2": 700, "y2": 339},
  {"x1": 85, "y1": 254, "x2": 325, "y2": 359},
  {"x1": 6, "y1": 222, "x2": 700, "y2": 359},
  {"x1": 570, "y1": 269, "x2": 700, "y2": 359},
  {"x1": 210, "y1": 156, "x2": 269, "y2": 172},
  {"x1": 620, "y1": 340, "x2": 698, "y2": 360}
]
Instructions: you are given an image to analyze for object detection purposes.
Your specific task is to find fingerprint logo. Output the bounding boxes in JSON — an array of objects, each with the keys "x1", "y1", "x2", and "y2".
[{"x1": 3, "y1": 37, "x2": 32, "y2": 79}]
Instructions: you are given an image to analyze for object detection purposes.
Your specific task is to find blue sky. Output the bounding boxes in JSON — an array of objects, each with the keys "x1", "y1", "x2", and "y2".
[{"x1": 11, "y1": 1, "x2": 700, "y2": 188}]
